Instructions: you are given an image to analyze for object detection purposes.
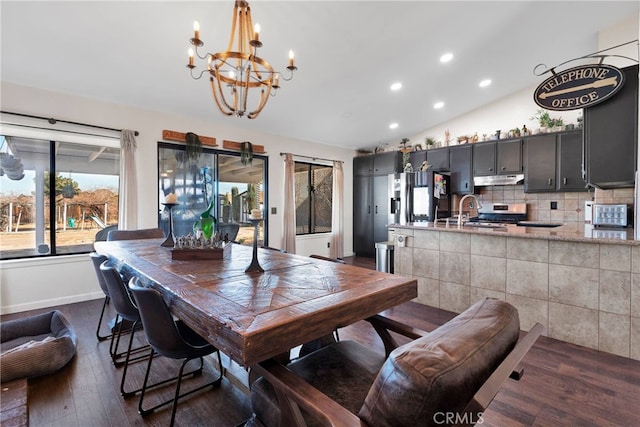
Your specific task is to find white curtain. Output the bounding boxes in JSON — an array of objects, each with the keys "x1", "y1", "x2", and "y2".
[
  {"x1": 283, "y1": 153, "x2": 296, "y2": 253},
  {"x1": 330, "y1": 160, "x2": 344, "y2": 259},
  {"x1": 118, "y1": 130, "x2": 138, "y2": 230}
]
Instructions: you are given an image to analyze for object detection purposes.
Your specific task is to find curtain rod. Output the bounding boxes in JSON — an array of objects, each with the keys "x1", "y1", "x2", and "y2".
[
  {"x1": 279, "y1": 152, "x2": 343, "y2": 163},
  {"x1": 0, "y1": 111, "x2": 139, "y2": 136}
]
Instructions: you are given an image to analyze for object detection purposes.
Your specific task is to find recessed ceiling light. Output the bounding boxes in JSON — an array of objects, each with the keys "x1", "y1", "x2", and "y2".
[
  {"x1": 479, "y1": 79, "x2": 492, "y2": 88},
  {"x1": 434, "y1": 101, "x2": 444, "y2": 109},
  {"x1": 440, "y1": 52, "x2": 454, "y2": 63},
  {"x1": 389, "y1": 122, "x2": 399, "y2": 129},
  {"x1": 390, "y1": 82, "x2": 402, "y2": 91}
]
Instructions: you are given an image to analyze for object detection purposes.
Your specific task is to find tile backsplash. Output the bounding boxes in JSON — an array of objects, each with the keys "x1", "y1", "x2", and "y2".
[{"x1": 456, "y1": 185, "x2": 635, "y2": 230}]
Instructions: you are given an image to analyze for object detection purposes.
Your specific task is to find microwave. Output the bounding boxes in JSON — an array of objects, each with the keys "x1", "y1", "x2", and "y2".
[{"x1": 592, "y1": 204, "x2": 630, "y2": 227}]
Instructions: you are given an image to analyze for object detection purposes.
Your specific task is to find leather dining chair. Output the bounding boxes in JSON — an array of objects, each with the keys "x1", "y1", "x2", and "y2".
[
  {"x1": 247, "y1": 298, "x2": 544, "y2": 427},
  {"x1": 99, "y1": 261, "x2": 150, "y2": 397},
  {"x1": 90, "y1": 252, "x2": 113, "y2": 341},
  {"x1": 106, "y1": 227, "x2": 164, "y2": 241},
  {"x1": 128, "y1": 278, "x2": 223, "y2": 427}
]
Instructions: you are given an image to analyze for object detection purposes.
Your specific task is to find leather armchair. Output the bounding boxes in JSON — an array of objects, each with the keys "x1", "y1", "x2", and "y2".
[{"x1": 248, "y1": 298, "x2": 544, "y2": 427}]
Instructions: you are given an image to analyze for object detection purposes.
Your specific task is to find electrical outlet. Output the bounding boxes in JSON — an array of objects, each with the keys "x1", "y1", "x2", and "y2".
[
  {"x1": 551, "y1": 201, "x2": 558, "y2": 210},
  {"x1": 327, "y1": 242, "x2": 330, "y2": 248},
  {"x1": 271, "y1": 207, "x2": 277, "y2": 215}
]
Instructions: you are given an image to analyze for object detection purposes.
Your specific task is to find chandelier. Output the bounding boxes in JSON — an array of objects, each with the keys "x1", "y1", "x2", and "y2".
[{"x1": 187, "y1": 0, "x2": 297, "y2": 119}]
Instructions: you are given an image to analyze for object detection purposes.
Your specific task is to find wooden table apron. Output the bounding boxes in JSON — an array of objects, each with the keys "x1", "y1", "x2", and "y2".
[{"x1": 94, "y1": 240, "x2": 417, "y2": 367}]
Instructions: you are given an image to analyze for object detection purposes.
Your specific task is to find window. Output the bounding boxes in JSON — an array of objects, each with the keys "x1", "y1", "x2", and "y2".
[
  {"x1": 158, "y1": 144, "x2": 268, "y2": 247},
  {"x1": 0, "y1": 135, "x2": 120, "y2": 259},
  {"x1": 295, "y1": 162, "x2": 332, "y2": 235}
]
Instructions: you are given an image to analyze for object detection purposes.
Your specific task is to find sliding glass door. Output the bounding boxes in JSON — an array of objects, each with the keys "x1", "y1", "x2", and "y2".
[{"x1": 158, "y1": 144, "x2": 268, "y2": 246}]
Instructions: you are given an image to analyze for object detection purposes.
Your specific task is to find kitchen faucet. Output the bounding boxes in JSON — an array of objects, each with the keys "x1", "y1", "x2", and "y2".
[{"x1": 457, "y1": 194, "x2": 483, "y2": 226}]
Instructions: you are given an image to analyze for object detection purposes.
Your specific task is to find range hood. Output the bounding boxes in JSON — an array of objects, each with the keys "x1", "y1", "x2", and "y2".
[{"x1": 473, "y1": 174, "x2": 524, "y2": 186}]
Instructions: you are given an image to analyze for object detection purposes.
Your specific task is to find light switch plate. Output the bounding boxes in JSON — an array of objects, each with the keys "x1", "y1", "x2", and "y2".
[{"x1": 271, "y1": 207, "x2": 277, "y2": 215}]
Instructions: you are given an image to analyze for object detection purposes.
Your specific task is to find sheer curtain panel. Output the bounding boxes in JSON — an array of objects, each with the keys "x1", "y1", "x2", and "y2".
[
  {"x1": 119, "y1": 130, "x2": 137, "y2": 230},
  {"x1": 283, "y1": 153, "x2": 296, "y2": 253},
  {"x1": 330, "y1": 160, "x2": 344, "y2": 259}
]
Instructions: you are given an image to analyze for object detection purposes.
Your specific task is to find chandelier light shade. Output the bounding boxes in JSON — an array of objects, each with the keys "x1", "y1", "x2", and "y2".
[{"x1": 187, "y1": 0, "x2": 297, "y2": 119}]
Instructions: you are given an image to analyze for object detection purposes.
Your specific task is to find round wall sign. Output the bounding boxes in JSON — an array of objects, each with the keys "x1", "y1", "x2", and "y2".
[{"x1": 534, "y1": 64, "x2": 625, "y2": 111}]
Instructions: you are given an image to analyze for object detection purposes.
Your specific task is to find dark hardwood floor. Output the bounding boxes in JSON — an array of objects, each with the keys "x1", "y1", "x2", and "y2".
[{"x1": 2, "y1": 255, "x2": 639, "y2": 426}]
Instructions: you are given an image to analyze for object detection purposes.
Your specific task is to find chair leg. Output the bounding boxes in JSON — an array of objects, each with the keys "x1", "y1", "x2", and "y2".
[
  {"x1": 110, "y1": 316, "x2": 149, "y2": 367},
  {"x1": 138, "y1": 352, "x2": 224, "y2": 426},
  {"x1": 96, "y1": 296, "x2": 113, "y2": 341}
]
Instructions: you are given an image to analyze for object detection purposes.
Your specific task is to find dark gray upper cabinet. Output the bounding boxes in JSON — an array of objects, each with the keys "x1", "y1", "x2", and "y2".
[
  {"x1": 497, "y1": 139, "x2": 523, "y2": 174},
  {"x1": 449, "y1": 145, "x2": 473, "y2": 195},
  {"x1": 524, "y1": 130, "x2": 586, "y2": 193},
  {"x1": 584, "y1": 64, "x2": 638, "y2": 189},
  {"x1": 473, "y1": 142, "x2": 496, "y2": 175},
  {"x1": 558, "y1": 131, "x2": 586, "y2": 191},
  {"x1": 354, "y1": 155, "x2": 373, "y2": 176},
  {"x1": 409, "y1": 150, "x2": 427, "y2": 172},
  {"x1": 372, "y1": 151, "x2": 402, "y2": 175},
  {"x1": 525, "y1": 134, "x2": 557, "y2": 192},
  {"x1": 473, "y1": 139, "x2": 523, "y2": 176},
  {"x1": 426, "y1": 147, "x2": 450, "y2": 171}
]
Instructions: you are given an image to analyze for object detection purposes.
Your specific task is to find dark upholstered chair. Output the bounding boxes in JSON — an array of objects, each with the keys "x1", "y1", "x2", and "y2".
[
  {"x1": 90, "y1": 252, "x2": 113, "y2": 341},
  {"x1": 247, "y1": 298, "x2": 544, "y2": 427},
  {"x1": 1, "y1": 310, "x2": 77, "y2": 383},
  {"x1": 107, "y1": 227, "x2": 164, "y2": 241},
  {"x1": 128, "y1": 279, "x2": 223, "y2": 427},
  {"x1": 99, "y1": 261, "x2": 150, "y2": 396}
]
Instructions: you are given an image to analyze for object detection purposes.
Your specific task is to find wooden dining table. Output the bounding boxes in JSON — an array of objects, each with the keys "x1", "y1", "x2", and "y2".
[{"x1": 94, "y1": 239, "x2": 417, "y2": 367}]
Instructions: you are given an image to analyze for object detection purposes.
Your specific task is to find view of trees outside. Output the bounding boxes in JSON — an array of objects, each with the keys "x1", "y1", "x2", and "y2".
[
  {"x1": 1, "y1": 171, "x2": 119, "y2": 258},
  {"x1": 295, "y1": 163, "x2": 332, "y2": 234}
]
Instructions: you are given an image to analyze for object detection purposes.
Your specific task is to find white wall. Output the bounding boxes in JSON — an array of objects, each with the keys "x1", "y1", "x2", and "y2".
[
  {"x1": 0, "y1": 82, "x2": 355, "y2": 313},
  {"x1": 410, "y1": 14, "x2": 639, "y2": 148}
]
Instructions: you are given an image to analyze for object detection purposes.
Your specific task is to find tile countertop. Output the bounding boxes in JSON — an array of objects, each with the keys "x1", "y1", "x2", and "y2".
[{"x1": 387, "y1": 222, "x2": 639, "y2": 245}]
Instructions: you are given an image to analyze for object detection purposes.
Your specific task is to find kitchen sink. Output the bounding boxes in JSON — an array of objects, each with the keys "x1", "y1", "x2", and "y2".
[{"x1": 516, "y1": 221, "x2": 563, "y2": 228}]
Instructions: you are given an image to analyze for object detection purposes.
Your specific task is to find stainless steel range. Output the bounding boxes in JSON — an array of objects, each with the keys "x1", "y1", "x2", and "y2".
[{"x1": 467, "y1": 202, "x2": 527, "y2": 224}]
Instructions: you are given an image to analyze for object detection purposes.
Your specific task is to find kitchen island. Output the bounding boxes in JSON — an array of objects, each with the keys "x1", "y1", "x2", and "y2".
[{"x1": 387, "y1": 222, "x2": 640, "y2": 360}]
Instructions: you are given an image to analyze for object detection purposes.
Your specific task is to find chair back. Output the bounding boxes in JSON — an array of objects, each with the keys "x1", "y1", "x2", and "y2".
[
  {"x1": 90, "y1": 252, "x2": 110, "y2": 296},
  {"x1": 107, "y1": 228, "x2": 164, "y2": 241},
  {"x1": 99, "y1": 261, "x2": 140, "y2": 322},
  {"x1": 128, "y1": 279, "x2": 193, "y2": 359},
  {"x1": 358, "y1": 298, "x2": 520, "y2": 426}
]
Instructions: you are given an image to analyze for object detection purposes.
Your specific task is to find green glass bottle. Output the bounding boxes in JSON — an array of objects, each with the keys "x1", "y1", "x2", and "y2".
[{"x1": 194, "y1": 199, "x2": 216, "y2": 239}]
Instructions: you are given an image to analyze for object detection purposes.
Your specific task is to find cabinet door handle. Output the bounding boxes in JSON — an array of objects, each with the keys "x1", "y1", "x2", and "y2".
[
  {"x1": 548, "y1": 178, "x2": 553, "y2": 186},
  {"x1": 500, "y1": 166, "x2": 506, "y2": 170},
  {"x1": 465, "y1": 182, "x2": 468, "y2": 189},
  {"x1": 488, "y1": 168, "x2": 493, "y2": 172},
  {"x1": 563, "y1": 178, "x2": 567, "y2": 185},
  {"x1": 375, "y1": 205, "x2": 378, "y2": 214},
  {"x1": 368, "y1": 205, "x2": 371, "y2": 214}
]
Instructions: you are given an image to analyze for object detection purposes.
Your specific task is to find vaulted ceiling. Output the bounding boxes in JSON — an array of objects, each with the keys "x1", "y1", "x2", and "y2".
[{"x1": 1, "y1": 1, "x2": 638, "y2": 151}]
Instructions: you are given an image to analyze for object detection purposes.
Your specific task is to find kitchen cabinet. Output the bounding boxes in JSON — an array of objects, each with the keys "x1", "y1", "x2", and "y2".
[
  {"x1": 353, "y1": 152, "x2": 401, "y2": 257},
  {"x1": 426, "y1": 147, "x2": 450, "y2": 171},
  {"x1": 584, "y1": 64, "x2": 638, "y2": 189},
  {"x1": 524, "y1": 130, "x2": 586, "y2": 192},
  {"x1": 473, "y1": 139, "x2": 523, "y2": 176},
  {"x1": 558, "y1": 131, "x2": 585, "y2": 191},
  {"x1": 524, "y1": 134, "x2": 557, "y2": 192},
  {"x1": 409, "y1": 150, "x2": 426, "y2": 172},
  {"x1": 449, "y1": 145, "x2": 473, "y2": 195}
]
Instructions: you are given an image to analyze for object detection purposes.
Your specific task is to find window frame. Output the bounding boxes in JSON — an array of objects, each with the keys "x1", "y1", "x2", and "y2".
[
  {"x1": 294, "y1": 161, "x2": 333, "y2": 236},
  {"x1": 0, "y1": 130, "x2": 120, "y2": 260}
]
